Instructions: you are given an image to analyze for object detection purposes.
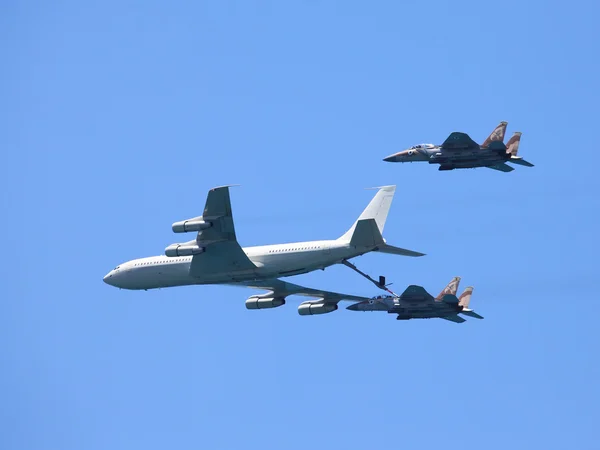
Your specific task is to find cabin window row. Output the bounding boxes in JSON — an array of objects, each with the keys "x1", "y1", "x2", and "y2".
[
  {"x1": 268, "y1": 246, "x2": 321, "y2": 253},
  {"x1": 134, "y1": 258, "x2": 192, "y2": 266}
]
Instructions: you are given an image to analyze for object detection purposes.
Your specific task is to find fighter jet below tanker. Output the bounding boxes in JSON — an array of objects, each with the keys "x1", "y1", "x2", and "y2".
[{"x1": 347, "y1": 277, "x2": 483, "y2": 323}]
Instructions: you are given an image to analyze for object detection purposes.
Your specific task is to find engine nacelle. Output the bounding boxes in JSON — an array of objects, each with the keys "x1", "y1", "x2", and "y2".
[
  {"x1": 245, "y1": 297, "x2": 286, "y2": 310},
  {"x1": 298, "y1": 301, "x2": 338, "y2": 316},
  {"x1": 165, "y1": 243, "x2": 205, "y2": 257},
  {"x1": 172, "y1": 217, "x2": 212, "y2": 233}
]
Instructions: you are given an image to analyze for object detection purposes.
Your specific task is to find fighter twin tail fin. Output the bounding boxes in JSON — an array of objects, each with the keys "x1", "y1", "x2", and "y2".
[
  {"x1": 505, "y1": 132, "x2": 534, "y2": 167},
  {"x1": 435, "y1": 277, "x2": 461, "y2": 301},
  {"x1": 481, "y1": 121, "x2": 508, "y2": 148},
  {"x1": 458, "y1": 287, "x2": 484, "y2": 319},
  {"x1": 506, "y1": 132, "x2": 522, "y2": 156},
  {"x1": 458, "y1": 286, "x2": 473, "y2": 308},
  {"x1": 438, "y1": 283, "x2": 483, "y2": 321}
]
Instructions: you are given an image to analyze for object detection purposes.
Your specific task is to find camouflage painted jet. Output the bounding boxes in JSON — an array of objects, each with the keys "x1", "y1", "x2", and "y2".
[
  {"x1": 383, "y1": 122, "x2": 534, "y2": 172},
  {"x1": 346, "y1": 277, "x2": 483, "y2": 323}
]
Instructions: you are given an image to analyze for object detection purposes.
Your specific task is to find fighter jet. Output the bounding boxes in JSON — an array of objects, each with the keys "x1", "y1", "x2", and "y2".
[
  {"x1": 103, "y1": 184, "x2": 424, "y2": 316},
  {"x1": 383, "y1": 122, "x2": 534, "y2": 172},
  {"x1": 347, "y1": 277, "x2": 483, "y2": 323}
]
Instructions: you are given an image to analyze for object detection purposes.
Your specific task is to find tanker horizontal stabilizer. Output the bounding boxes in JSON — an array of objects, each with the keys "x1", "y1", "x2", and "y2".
[{"x1": 375, "y1": 244, "x2": 425, "y2": 257}]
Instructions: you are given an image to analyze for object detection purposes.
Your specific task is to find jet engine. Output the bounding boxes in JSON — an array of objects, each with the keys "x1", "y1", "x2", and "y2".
[
  {"x1": 245, "y1": 296, "x2": 286, "y2": 310},
  {"x1": 298, "y1": 301, "x2": 338, "y2": 316},
  {"x1": 164, "y1": 243, "x2": 205, "y2": 257},
  {"x1": 172, "y1": 217, "x2": 212, "y2": 233}
]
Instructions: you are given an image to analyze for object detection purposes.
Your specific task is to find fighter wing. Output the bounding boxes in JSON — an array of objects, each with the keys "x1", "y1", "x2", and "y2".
[
  {"x1": 238, "y1": 278, "x2": 369, "y2": 303},
  {"x1": 440, "y1": 315, "x2": 467, "y2": 323},
  {"x1": 399, "y1": 285, "x2": 434, "y2": 302},
  {"x1": 188, "y1": 186, "x2": 256, "y2": 275},
  {"x1": 486, "y1": 163, "x2": 514, "y2": 172},
  {"x1": 440, "y1": 132, "x2": 480, "y2": 151}
]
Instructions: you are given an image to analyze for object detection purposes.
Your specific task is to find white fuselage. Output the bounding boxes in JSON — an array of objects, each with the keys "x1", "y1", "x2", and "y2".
[{"x1": 103, "y1": 239, "x2": 370, "y2": 290}]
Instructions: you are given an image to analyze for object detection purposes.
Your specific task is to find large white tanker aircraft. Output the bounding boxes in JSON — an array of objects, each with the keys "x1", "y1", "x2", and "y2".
[{"x1": 103, "y1": 185, "x2": 424, "y2": 315}]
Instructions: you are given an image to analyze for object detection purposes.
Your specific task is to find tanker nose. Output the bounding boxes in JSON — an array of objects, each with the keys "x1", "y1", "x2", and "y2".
[{"x1": 103, "y1": 271, "x2": 115, "y2": 286}]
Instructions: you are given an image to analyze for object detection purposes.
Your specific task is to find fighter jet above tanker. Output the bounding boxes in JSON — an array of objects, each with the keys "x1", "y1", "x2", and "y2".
[
  {"x1": 384, "y1": 122, "x2": 533, "y2": 172},
  {"x1": 103, "y1": 184, "x2": 424, "y2": 316},
  {"x1": 347, "y1": 277, "x2": 483, "y2": 323}
]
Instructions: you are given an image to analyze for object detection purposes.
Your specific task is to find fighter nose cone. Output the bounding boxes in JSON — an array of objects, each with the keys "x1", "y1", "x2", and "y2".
[
  {"x1": 346, "y1": 303, "x2": 360, "y2": 311},
  {"x1": 383, "y1": 154, "x2": 398, "y2": 162}
]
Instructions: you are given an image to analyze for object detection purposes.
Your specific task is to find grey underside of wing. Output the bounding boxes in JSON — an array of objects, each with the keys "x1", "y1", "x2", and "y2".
[
  {"x1": 440, "y1": 315, "x2": 467, "y2": 323},
  {"x1": 441, "y1": 132, "x2": 480, "y2": 151},
  {"x1": 200, "y1": 185, "x2": 238, "y2": 241},
  {"x1": 190, "y1": 186, "x2": 256, "y2": 276},
  {"x1": 487, "y1": 162, "x2": 514, "y2": 172},
  {"x1": 231, "y1": 278, "x2": 370, "y2": 303},
  {"x1": 190, "y1": 241, "x2": 256, "y2": 275}
]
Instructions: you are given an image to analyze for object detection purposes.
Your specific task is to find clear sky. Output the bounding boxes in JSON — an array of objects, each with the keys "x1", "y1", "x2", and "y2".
[{"x1": 2, "y1": 1, "x2": 599, "y2": 449}]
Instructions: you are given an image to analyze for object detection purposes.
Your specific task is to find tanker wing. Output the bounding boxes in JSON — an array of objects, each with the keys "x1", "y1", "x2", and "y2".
[{"x1": 168, "y1": 185, "x2": 256, "y2": 275}]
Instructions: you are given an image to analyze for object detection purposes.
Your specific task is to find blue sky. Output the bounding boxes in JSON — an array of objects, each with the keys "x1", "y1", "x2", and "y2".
[{"x1": 2, "y1": 1, "x2": 599, "y2": 449}]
